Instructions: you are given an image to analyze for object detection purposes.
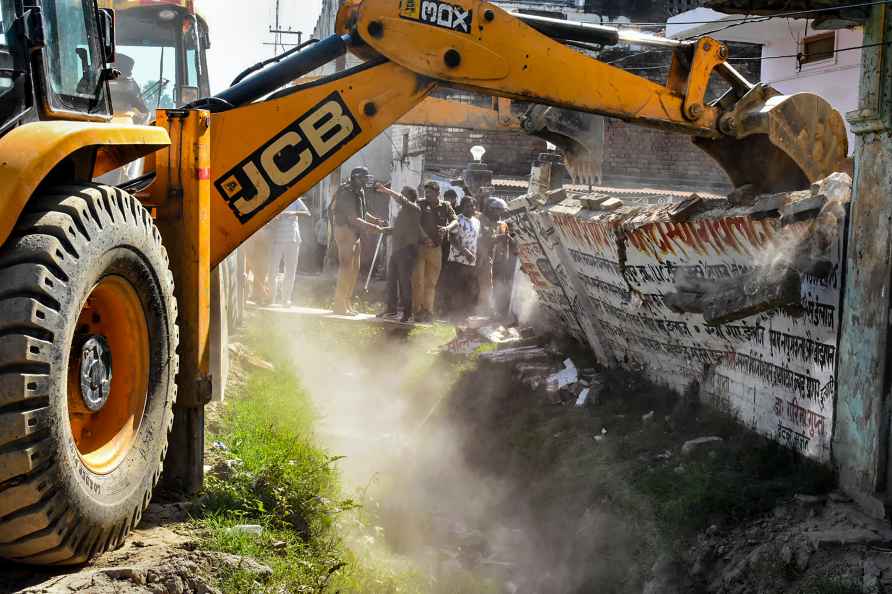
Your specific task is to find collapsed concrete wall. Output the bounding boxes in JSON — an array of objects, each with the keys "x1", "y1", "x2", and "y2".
[{"x1": 507, "y1": 170, "x2": 852, "y2": 464}]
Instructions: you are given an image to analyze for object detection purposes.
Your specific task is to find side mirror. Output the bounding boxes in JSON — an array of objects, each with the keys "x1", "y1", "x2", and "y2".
[
  {"x1": 21, "y1": 7, "x2": 45, "y2": 50},
  {"x1": 98, "y1": 8, "x2": 116, "y2": 65}
]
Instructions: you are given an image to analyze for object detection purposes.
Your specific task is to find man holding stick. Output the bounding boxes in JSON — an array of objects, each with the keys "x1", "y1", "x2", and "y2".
[
  {"x1": 331, "y1": 167, "x2": 387, "y2": 315},
  {"x1": 375, "y1": 184, "x2": 428, "y2": 322}
]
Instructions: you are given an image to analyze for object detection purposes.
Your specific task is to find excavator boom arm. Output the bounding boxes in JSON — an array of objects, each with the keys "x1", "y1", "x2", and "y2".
[
  {"x1": 398, "y1": 96, "x2": 519, "y2": 130},
  {"x1": 196, "y1": 0, "x2": 847, "y2": 266}
]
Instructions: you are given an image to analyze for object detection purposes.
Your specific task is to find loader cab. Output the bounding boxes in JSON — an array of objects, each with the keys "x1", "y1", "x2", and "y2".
[
  {"x1": 0, "y1": 0, "x2": 114, "y2": 134},
  {"x1": 108, "y1": 3, "x2": 210, "y2": 123}
]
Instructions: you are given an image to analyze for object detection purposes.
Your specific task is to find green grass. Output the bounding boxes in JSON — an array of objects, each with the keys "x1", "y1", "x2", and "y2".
[
  {"x1": 197, "y1": 323, "x2": 432, "y2": 593},
  {"x1": 632, "y1": 431, "x2": 833, "y2": 537},
  {"x1": 630, "y1": 417, "x2": 836, "y2": 539}
]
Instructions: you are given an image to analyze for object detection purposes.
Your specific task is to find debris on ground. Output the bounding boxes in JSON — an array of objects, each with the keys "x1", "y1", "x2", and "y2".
[
  {"x1": 228, "y1": 524, "x2": 263, "y2": 537},
  {"x1": 545, "y1": 358, "x2": 578, "y2": 392},
  {"x1": 443, "y1": 320, "x2": 538, "y2": 355},
  {"x1": 227, "y1": 341, "x2": 274, "y2": 371},
  {"x1": 687, "y1": 494, "x2": 892, "y2": 593},
  {"x1": 478, "y1": 325, "x2": 523, "y2": 344},
  {"x1": 681, "y1": 436, "x2": 725, "y2": 456},
  {"x1": 478, "y1": 345, "x2": 551, "y2": 364}
]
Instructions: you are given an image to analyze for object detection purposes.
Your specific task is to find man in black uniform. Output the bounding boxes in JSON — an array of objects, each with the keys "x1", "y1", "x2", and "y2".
[
  {"x1": 375, "y1": 185, "x2": 428, "y2": 322},
  {"x1": 413, "y1": 181, "x2": 457, "y2": 322},
  {"x1": 331, "y1": 167, "x2": 386, "y2": 315}
]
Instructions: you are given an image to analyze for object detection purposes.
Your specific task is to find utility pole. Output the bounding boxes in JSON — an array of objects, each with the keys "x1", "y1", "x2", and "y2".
[
  {"x1": 274, "y1": 0, "x2": 281, "y2": 55},
  {"x1": 265, "y1": 0, "x2": 303, "y2": 56}
]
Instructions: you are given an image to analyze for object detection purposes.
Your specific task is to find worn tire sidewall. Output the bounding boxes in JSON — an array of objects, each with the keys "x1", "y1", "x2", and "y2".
[{"x1": 49, "y1": 216, "x2": 176, "y2": 524}]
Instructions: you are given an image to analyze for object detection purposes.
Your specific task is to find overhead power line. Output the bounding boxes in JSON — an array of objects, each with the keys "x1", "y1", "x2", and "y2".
[
  {"x1": 573, "y1": 0, "x2": 891, "y2": 27},
  {"x1": 622, "y1": 40, "x2": 889, "y2": 71},
  {"x1": 493, "y1": 0, "x2": 891, "y2": 28},
  {"x1": 661, "y1": 0, "x2": 891, "y2": 26}
]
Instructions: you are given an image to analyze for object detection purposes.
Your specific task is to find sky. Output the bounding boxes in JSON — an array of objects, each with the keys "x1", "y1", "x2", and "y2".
[{"x1": 200, "y1": 0, "x2": 324, "y2": 93}]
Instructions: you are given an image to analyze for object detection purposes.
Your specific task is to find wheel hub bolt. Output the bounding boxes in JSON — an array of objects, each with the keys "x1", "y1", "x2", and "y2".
[{"x1": 80, "y1": 336, "x2": 112, "y2": 413}]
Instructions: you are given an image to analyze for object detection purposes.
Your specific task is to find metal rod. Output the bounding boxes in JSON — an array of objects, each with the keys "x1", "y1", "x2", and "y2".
[
  {"x1": 616, "y1": 28, "x2": 684, "y2": 48},
  {"x1": 511, "y1": 12, "x2": 620, "y2": 46},
  {"x1": 365, "y1": 233, "x2": 384, "y2": 292},
  {"x1": 716, "y1": 62, "x2": 756, "y2": 94},
  {"x1": 216, "y1": 33, "x2": 350, "y2": 108}
]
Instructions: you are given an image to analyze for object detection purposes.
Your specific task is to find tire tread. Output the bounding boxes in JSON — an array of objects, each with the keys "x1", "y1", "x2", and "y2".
[{"x1": 0, "y1": 183, "x2": 178, "y2": 565}]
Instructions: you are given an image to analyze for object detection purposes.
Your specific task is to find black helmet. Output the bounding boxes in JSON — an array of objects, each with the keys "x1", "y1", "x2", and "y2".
[{"x1": 350, "y1": 166, "x2": 370, "y2": 179}]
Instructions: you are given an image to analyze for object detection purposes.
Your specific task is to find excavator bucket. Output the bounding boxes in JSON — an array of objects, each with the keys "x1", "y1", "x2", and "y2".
[
  {"x1": 521, "y1": 105, "x2": 606, "y2": 187},
  {"x1": 695, "y1": 86, "x2": 849, "y2": 194}
]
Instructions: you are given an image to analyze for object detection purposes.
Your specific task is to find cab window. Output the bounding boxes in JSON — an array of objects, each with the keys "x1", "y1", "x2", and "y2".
[
  {"x1": 184, "y1": 16, "x2": 199, "y2": 87},
  {"x1": 0, "y1": 0, "x2": 16, "y2": 92},
  {"x1": 0, "y1": 0, "x2": 14, "y2": 47},
  {"x1": 42, "y1": 0, "x2": 106, "y2": 112}
]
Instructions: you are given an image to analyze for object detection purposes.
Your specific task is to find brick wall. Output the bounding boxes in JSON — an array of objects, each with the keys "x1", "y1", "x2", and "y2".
[
  {"x1": 602, "y1": 120, "x2": 730, "y2": 191},
  {"x1": 418, "y1": 120, "x2": 733, "y2": 192}
]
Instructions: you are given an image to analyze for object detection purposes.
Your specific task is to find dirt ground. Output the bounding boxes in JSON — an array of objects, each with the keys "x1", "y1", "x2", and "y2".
[{"x1": 0, "y1": 502, "x2": 220, "y2": 593}]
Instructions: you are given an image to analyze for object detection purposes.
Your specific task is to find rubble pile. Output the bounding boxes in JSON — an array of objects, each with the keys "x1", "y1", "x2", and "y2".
[
  {"x1": 684, "y1": 492, "x2": 892, "y2": 594},
  {"x1": 442, "y1": 321, "x2": 538, "y2": 356},
  {"x1": 456, "y1": 327, "x2": 604, "y2": 407}
]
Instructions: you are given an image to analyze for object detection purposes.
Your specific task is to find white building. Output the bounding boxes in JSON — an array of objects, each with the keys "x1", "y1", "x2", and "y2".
[{"x1": 667, "y1": 8, "x2": 861, "y2": 153}]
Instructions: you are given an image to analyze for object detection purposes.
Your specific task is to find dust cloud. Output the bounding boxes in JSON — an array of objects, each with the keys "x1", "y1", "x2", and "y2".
[{"x1": 275, "y1": 318, "x2": 642, "y2": 593}]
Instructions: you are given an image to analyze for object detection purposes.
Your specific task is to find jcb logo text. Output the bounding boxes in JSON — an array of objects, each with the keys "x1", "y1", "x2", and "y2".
[
  {"x1": 400, "y1": 0, "x2": 472, "y2": 34},
  {"x1": 216, "y1": 92, "x2": 361, "y2": 222}
]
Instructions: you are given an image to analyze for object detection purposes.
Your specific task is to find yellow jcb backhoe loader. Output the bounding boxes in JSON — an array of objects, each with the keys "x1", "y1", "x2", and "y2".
[{"x1": 0, "y1": 0, "x2": 847, "y2": 566}]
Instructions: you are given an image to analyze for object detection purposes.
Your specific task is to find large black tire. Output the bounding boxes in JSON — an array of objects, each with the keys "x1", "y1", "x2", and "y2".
[{"x1": 0, "y1": 184, "x2": 178, "y2": 565}]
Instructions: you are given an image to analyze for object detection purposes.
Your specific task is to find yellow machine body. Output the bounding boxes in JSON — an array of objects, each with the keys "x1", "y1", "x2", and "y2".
[
  {"x1": 0, "y1": 122, "x2": 168, "y2": 247},
  {"x1": 207, "y1": 61, "x2": 435, "y2": 266}
]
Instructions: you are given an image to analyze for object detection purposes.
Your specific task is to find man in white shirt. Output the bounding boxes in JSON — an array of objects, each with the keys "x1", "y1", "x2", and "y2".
[
  {"x1": 268, "y1": 198, "x2": 309, "y2": 306},
  {"x1": 443, "y1": 197, "x2": 481, "y2": 319}
]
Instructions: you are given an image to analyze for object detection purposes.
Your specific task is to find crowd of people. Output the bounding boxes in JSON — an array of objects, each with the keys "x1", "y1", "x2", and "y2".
[
  {"x1": 330, "y1": 166, "x2": 516, "y2": 323},
  {"x1": 243, "y1": 165, "x2": 517, "y2": 325}
]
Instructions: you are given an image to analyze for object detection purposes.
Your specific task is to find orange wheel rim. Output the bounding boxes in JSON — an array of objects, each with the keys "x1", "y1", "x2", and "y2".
[{"x1": 68, "y1": 276, "x2": 150, "y2": 475}]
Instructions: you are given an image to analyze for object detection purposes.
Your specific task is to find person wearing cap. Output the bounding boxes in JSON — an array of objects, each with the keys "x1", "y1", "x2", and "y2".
[
  {"x1": 476, "y1": 196, "x2": 510, "y2": 315},
  {"x1": 436, "y1": 188, "x2": 461, "y2": 315},
  {"x1": 331, "y1": 167, "x2": 387, "y2": 315},
  {"x1": 413, "y1": 181, "x2": 458, "y2": 323},
  {"x1": 268, "y1": 198, "x2": 310, "y2": 306},
  {"x1": 444, "y1": 196, "x2": 481, "y2": 319},
  {"x1": 374, "y1": 184, "x2": 429, "y2": 322}
]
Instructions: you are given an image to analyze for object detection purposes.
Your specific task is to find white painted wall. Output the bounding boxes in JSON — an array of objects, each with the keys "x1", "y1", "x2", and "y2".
[{"x1": 760, "y1": 25, "x2": 861, "y2": 152}]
